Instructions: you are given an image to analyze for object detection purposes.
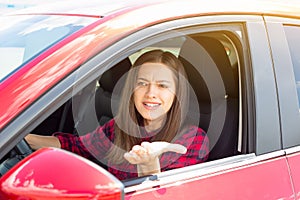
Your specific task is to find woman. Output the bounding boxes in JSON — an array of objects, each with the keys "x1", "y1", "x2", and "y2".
[{"x1": 26, "y1": 49, "x2": 209, "y2": 180}]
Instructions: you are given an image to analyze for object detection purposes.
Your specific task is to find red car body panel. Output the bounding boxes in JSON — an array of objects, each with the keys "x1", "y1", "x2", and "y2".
[
  {"x1": 286, "y1": 152, "x2": 300, "y2": 199},
  {"x1": 126, "y1": 156, "x2": 294, "y2": 199}
]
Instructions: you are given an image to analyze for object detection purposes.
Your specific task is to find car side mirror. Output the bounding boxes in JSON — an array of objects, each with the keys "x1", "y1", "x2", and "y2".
[{"x1": 0, "y1": 148, "x2": 124, "y2": 200}]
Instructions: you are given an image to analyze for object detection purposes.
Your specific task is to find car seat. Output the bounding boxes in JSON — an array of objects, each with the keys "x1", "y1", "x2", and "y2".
[
  {"x1": 72, "y1": 58, "x2": 132, "y2": 135},
  {"x1": 179, "y1": 35, "x2": 239, "y2": 161},
  {"x1": 95, "y1": 58, "x2": 132, "y2": 125}
]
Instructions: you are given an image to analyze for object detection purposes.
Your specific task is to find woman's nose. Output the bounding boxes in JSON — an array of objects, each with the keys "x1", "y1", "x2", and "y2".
[{"x1": 146, "y1": 84, "x2": 158, "y2": 97}]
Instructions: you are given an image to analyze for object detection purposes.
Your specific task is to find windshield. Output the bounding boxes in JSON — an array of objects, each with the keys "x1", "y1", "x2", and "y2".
[{"x1": 0, "y1": 14, "x2": 98, "y2": 81}]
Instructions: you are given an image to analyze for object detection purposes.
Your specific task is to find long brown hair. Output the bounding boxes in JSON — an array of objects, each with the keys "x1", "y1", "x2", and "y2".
[{"x1": 107, "y1": 49, "x2": 190, "y2": 164}]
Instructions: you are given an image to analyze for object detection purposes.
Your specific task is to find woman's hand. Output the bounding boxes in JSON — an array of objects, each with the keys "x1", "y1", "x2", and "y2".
[{"x1": 124, "y1": 141, "x2": 187, "y2": 176}]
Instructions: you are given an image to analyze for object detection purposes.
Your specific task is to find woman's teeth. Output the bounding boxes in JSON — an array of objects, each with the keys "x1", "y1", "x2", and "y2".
[{"x1": 144, "y1": 103, "x2": 160, "y2": 107}]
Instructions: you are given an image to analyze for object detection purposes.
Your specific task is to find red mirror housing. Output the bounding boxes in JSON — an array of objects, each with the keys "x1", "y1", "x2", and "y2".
[{"x1": 0, "y1": 148, "x2": 123, "y2": 200}]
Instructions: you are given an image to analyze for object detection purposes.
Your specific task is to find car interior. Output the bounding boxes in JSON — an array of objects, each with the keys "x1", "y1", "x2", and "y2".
[
  {"x1": 0, "y1": 31, "x2": 240, "y2": 181},
  {"x1": 178, "y1": 34, "x2": 239, "y2": 160}
]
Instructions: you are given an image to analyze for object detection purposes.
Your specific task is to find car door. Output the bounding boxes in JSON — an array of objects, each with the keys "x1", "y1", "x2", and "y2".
[
  {"x1": 265, "y1": 16, "x2": 300, "y2": 199},
  {"x1": 118, "y1": 15, "x2": 294, "y2": 199}
]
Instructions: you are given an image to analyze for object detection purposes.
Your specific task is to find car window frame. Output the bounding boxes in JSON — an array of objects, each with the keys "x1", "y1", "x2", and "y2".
[
  {"x1": 245, "y1": 17, "x2": 282, "y2": 154},
  {"x1": 264, "y1": 16, "x2": 300, "y2": 149}
]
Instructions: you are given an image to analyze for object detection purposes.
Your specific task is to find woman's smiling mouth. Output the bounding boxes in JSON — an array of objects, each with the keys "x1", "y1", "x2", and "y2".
[{"x1": 143, "y1": 102, "x2": 161, "y2": 110}]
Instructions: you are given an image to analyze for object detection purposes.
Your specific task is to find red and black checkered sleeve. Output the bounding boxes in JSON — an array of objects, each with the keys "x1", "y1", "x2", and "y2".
[{"x1": 53, "y1": 119, "x2": 115, "y2": 161}]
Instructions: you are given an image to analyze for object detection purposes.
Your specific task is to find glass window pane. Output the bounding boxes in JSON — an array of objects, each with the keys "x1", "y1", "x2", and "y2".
[{"x1": 284, "y1": 25, "x2": 300, "y2": 109}]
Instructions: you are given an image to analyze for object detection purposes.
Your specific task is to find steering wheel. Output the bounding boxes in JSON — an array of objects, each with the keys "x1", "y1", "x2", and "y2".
[{"x1": 0, "y1": 139, "x2": 33, "y2": 176}]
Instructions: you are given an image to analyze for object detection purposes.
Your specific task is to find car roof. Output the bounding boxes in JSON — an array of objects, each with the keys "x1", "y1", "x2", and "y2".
[{"x1": 7, "y1": 0, "x2": 300, "y2": 19}]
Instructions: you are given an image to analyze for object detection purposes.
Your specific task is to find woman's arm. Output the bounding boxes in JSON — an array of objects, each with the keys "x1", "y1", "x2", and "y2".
[{"x1": 25, "y1": 134, "x2": 61, "y2": 150}]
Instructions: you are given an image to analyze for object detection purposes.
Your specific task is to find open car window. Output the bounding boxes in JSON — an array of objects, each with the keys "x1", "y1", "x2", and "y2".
[{"x1": 24, "y1": 30, "x2": 241, "y2": 182}]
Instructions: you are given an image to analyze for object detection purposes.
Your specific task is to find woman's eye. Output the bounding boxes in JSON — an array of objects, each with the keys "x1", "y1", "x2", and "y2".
[
  {"x1": 137, "y1": 81, "x2": 147, "y2": 86},
  {"x1": 158, "y1": 84, "x2": 169, "y2": 89}
]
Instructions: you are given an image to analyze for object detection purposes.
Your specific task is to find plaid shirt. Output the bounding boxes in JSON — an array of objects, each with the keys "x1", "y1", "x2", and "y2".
[{"x1": 54, "y1": 119, "x2": 209, "y2": 180}]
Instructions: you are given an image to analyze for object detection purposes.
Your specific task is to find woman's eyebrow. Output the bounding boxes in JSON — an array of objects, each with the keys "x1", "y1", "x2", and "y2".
[
  {"x1": 137, "y1": 77, "x2": 171, "y2": 84},
  {"x1": 137, "y1": 77, "x2": 149, "y2": 82},
  {"x1": 156, "y1": 80, "x2": 172, "y2": 84}
]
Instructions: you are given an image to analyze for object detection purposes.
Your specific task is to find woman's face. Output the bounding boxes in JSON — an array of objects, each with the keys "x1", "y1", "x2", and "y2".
[{"x1": 133, "y1": 62, "x2": 177, "y2": 126}]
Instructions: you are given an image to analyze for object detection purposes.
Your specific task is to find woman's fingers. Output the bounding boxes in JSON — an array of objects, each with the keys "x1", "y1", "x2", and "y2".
[
  {"x1": 124, "y1": 152, "x2": 141, "y2": 164},
  {"x1": 132, "y1": 145, "x2": 148, "y2": 155},
  {"x1": 141, "y1": 141, "x2": 187, "y2": 155},
  {"x1": 163, "y1": 143, "x2": 187, "y2": 154},
  {"x1": 124, "y1": 145, "x2": 151, "y2": 164}
]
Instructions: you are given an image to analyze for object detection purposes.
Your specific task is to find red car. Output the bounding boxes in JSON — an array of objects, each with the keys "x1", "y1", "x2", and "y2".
[{"x1": 1, "y1": 0, "x2": 300, "y2": 199}]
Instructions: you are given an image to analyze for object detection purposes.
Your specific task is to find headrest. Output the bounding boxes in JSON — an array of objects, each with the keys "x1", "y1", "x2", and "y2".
[
  {"x1": 179, "y1": 35, "x2": 238, "y2": 101},
  {"x1": 99, "y1": 58, "x2": 132, "y2": 92}
]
